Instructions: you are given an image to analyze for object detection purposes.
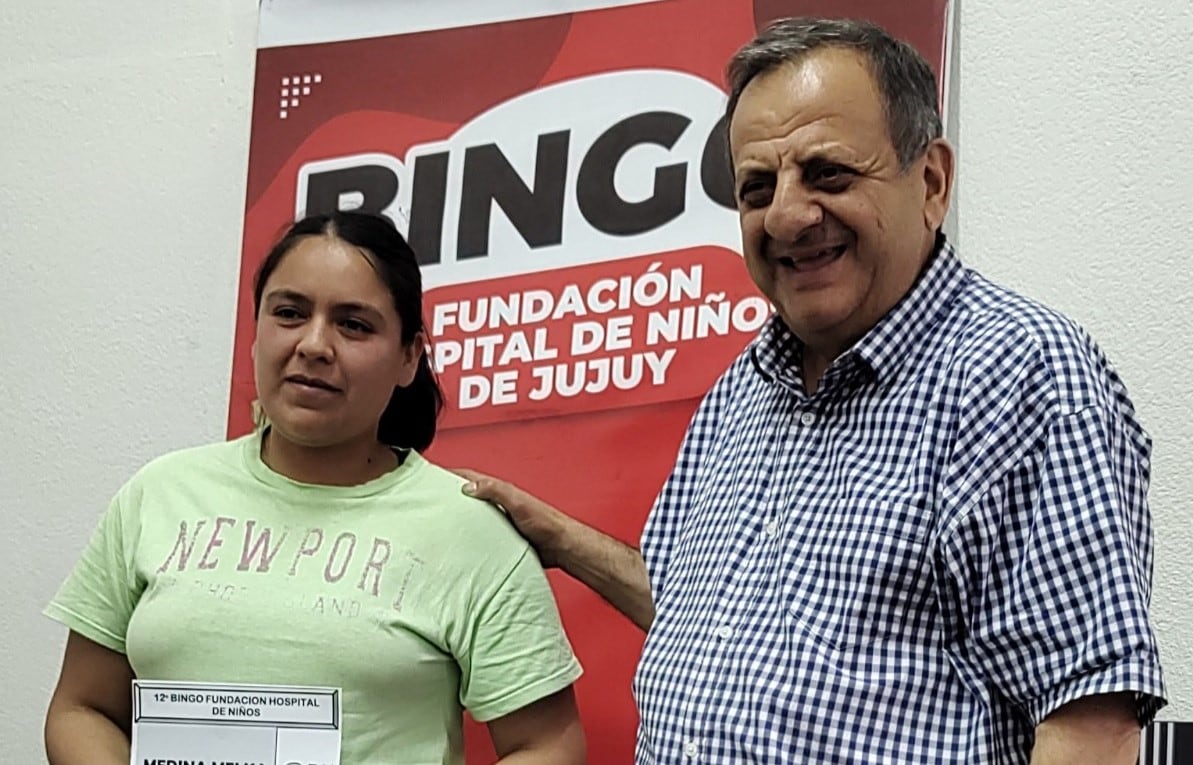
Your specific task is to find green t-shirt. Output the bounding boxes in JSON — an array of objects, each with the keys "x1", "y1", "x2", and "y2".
[{"x1": 45, "y1": 433, "x2": 582, "y2": 764}]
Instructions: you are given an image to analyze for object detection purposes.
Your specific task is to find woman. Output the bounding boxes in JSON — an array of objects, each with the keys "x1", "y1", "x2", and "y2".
[{"x1": 43, "y1": 211, "x2": 585, "y2": 764}]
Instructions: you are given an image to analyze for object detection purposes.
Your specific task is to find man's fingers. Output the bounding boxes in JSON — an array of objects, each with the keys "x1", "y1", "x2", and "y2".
[
  {"x1": 455, "y1": 469, "x2": 519, "y2": 506},
  {"x1": 459, "y1": 472, "x2": 553, "y2": 522},
  {"x1": 453, "y1": 467, "x2": 490, "y2": 487},
  {"x1": 452, "y1": 471, "x2": 567, "y2": 567}
]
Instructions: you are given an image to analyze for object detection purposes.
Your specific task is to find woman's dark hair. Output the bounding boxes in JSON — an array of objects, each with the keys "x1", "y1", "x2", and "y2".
[{"x1": 252, "y1": 211, "x2": 444, "y2": 451}]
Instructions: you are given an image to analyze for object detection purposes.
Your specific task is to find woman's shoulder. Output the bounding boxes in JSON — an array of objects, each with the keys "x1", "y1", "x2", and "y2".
[
  {"x1": 124, "y1": 436, "x2": 248, "y2": 490},
  {"x1": 399, "y1": 454, "x2": 536, "y2": 558}
]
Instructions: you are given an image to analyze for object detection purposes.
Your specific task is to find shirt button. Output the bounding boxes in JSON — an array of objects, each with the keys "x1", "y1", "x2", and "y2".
[
  {"x1": 715, "y1": 625, "x2": 734, "y2": 640},
  {"x1": 799, "y1": 411, "x2": 817, "y2": 426},
  {"x1": 684, "y1": 740, "x2": 700, "y2": 759},
  {"x1": 764, "y1": 520, "x2": 780, "y2": 538}
]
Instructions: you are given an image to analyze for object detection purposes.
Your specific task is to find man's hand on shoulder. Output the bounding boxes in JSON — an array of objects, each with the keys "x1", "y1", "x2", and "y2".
[
  {"x1": 456, "y1": 470, "x2": 573, "y2": 567},
  {"x1": 452, "y1": 468, "x2": 655, "y2": 630}
]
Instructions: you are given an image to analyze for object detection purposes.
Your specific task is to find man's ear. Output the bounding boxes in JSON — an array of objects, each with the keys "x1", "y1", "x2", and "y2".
[{"x1": 921, "y1": 138, "x2": 955, "y2": 232}]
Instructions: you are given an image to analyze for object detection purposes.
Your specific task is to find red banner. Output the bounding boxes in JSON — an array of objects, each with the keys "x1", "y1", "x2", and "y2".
[{"x1": 231, "y1": 1, "x2": 951, "y2": 760}]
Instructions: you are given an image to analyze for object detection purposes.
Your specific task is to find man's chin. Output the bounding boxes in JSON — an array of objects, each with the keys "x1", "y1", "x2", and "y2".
[
  {"x1": 776, "y1": 303, "x2": 867, "y2": 356},
  {"x1": 776, "y1": 304, "x2": 850, "y2": 339}
]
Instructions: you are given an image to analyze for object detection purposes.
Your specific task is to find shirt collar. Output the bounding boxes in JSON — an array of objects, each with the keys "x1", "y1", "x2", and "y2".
[{"x1": 751, "y1": 235, "x2": 970, "y2": 391}]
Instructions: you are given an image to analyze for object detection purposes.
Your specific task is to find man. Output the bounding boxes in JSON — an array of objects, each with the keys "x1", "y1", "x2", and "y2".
[{"x1": 462, "y1": 17, "x2": 1166, "y2": 764}]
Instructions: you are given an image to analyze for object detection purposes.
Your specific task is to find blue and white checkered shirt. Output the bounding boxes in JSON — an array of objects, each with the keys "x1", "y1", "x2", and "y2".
[{"x1": 634, "y1": 240, "x2": 1166, "y2": 764}]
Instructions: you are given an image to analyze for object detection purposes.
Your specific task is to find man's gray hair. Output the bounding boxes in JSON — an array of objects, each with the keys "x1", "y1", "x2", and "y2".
[{"x1": 725, "y1": 17, "x2": 942, "y2": 170}]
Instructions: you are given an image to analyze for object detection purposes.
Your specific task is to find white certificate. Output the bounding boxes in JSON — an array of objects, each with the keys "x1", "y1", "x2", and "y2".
[{"x1": 131, "y1": 679, "x2": 341, "y2": 765}]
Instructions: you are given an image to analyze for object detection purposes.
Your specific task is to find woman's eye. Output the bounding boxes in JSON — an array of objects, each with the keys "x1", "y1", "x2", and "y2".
[
  {"x1": 341, "y1": 318, "x2": 373, "y2": 334},
  {"x1": 273, "y1": 307, "x2": 302, "y2": 320}
]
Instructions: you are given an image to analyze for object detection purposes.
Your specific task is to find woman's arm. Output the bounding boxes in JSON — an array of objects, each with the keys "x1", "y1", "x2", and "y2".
[
  {"x1": 487, "y1": 687, "x2": 585, "y2": 764},
  {"x1": 45, "y1": 631, "x2": 134, "y2": 765}
]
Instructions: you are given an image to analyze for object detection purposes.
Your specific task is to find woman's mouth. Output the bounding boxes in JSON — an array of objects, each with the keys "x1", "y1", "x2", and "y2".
[{"x1": 284, "y1": 374, "x2": 341, "y2": 392}]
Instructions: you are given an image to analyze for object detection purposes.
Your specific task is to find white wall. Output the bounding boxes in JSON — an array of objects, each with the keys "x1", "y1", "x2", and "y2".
[
  {"x1": 1, "y1": 0, "x2": 256, "y2": 756},
  {"x1": 951, "y1": 0, "x2": 1193, "y2": 722},
  {"x1": 2, "y1": 0, "x2": 1190, "y2": 760}
]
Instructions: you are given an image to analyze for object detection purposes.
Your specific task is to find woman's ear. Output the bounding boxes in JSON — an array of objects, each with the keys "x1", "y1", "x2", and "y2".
[{"x1": 396, "y1": 332, "x2": 427, "y2": 388}]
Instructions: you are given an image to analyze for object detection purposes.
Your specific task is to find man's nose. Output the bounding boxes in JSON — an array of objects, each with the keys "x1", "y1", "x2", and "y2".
[{"x1": 763, "y1": 176, "x2": 824, "y2": 242}]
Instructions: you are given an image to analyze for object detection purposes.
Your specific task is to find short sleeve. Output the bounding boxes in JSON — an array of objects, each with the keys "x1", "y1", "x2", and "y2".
[
  {"x1": 43, "y1": 485, "x2": 143, "y2": 653},
  {"x1": 455, "y1": 548, "x2": 582, "y2": 722},
  {"x1": 941, "y1": 404, "x2": 1166, "y2": 726}
]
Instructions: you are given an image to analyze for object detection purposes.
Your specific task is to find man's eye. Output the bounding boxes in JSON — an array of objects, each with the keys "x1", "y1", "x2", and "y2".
[
  {"x1": 738, "y1": 181, "x2": 773, "y2": 207},
  {"x1": 811, "y1": 165, "x2": 853, "y2": 189},
  {"x1": 341, "y1": 318, "x2": 373, "y2": 334}
]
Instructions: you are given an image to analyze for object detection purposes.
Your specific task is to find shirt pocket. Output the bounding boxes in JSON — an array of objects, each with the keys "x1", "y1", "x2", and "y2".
[{"x1": 783, "y1": 504, "x2": 933, "y2": 669}]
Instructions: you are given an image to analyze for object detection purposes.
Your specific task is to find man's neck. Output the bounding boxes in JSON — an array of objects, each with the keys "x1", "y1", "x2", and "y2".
[
  {"x1": 796, "y1": 235, "x2": 944, "y2": 394},
  {"x1": 800, "y1": 349, "x2": 834, "y2": 395}
]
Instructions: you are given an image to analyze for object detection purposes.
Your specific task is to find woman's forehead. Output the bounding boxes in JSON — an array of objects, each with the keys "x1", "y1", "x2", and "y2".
[{"x1": 266, "y1": 236, "x2": 394, "y2": 307}]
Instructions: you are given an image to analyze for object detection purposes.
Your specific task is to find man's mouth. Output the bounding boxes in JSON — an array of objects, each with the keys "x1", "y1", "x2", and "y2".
[
  {"x1": 775, "y1": 244, "x2": 847, "y2": 271},
  {"x1": 285, "y1": 374, "x2": 341, "y2": 392}
]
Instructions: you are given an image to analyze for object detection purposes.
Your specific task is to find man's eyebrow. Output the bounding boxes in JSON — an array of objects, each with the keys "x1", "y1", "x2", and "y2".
[{"x1": 734, "y1": 164, "x2": 773, "y2": 183}]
